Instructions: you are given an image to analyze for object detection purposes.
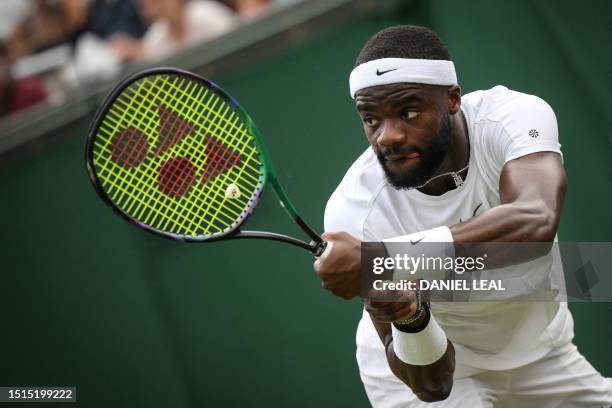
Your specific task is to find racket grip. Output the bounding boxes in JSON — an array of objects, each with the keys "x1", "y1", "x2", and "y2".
[{"x1": 314, "y1": 241, "x2": 332, "y2": 259}]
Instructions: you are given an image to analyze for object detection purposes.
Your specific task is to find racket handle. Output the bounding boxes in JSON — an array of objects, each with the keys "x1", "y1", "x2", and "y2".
[{"x1": 313, "y1": 240, "x2": 332, "y2": 259}]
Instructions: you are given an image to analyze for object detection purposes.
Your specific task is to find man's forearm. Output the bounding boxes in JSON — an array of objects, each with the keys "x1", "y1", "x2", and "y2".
[
  {"x1": 450, "y1": 200, "x2": 558, "y2": 244},
  {"x1": 449, "y1": 201, "x2": 559, "y2": 269},
  {"x1": 370, "y1": 316, "x2": 455, "y2": 402}
]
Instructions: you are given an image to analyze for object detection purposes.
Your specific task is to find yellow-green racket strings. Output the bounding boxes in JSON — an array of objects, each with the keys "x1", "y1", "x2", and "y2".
[{"x1": 91, "y1": 74, "x2": 264, "y2": 239}]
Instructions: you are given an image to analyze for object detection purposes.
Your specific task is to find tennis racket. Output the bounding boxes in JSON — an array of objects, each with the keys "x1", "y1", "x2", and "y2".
[{"x1": 85, "y1": 67, "x2": 327, "y2": 256}]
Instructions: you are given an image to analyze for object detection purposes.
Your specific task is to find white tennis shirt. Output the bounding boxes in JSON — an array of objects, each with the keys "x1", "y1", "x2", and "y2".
[{"x1": 324, "y1": 85, "x2": 574, "y2": 375}]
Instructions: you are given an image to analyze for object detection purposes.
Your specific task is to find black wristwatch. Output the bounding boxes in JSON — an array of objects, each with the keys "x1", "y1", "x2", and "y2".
[{"x1": 392, "y1": 302, "x2": 431, "y2": 333}]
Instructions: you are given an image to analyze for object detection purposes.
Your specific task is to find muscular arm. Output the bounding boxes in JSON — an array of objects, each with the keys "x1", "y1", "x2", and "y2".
[
  {"x1": 449, "y1": 152, "x2": 566, "y2": 265},
  {"x1": 370, "y1": 315, "x2": 455, "y2": 402},
  {"x1": 451, "y1": 151, "x2": 566, "y2": 243}
]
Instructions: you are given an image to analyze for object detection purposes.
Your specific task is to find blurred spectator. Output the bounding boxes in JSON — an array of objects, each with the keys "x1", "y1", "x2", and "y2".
[
  {"x1": 0, "y1": 0, "x2": 33, "y2": 41},
  {"x1": 69, "y1": 0, "x2": 149, "y2": 81},
  {"x1": 112, "y1": 0, "x2": 235, "y2": 62},
  {"x1": 87, "y1": 0, "x2": 149, "y2": 40},
  {"x1": 0, "y1": 41, "x2": 47, "y2": 117},
  {"x1": 7, "y1": 0, "x2": 88, "y2": 60},
  {"x1": 224, "y1": 0, "x2": 270, "y2": 19}
]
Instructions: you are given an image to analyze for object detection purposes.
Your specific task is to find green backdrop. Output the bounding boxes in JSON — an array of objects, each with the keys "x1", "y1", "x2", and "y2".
[{"x1": 1, "y1": 1, "x2": 610, "y2": 406}]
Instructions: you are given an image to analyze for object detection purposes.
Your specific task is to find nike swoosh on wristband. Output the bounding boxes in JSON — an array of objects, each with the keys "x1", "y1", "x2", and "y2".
[
  {"x1": 376, "y1": 68, "x2": 397, "y2": 76},
  {"x1": 410, "y1": 236, "x2": 425, "y2": 245}
]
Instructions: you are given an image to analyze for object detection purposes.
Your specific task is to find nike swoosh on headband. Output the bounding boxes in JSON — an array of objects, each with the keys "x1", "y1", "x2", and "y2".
[{"x1": 376, "y1": 68, "x2": 397, "y2": 76}]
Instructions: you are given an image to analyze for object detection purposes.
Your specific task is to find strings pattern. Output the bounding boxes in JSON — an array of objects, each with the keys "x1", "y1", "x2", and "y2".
[{"x1": 91, "y1": 74, "x2": 264, "y2": 238}]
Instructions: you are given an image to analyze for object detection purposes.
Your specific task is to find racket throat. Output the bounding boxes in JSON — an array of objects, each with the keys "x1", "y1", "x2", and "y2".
[
  {"x1": 295, "y1": 216, "x2": 324, "y2": 245},
  {"x1": 234, "y1": 230, "x2": 320, "y2": 254}
]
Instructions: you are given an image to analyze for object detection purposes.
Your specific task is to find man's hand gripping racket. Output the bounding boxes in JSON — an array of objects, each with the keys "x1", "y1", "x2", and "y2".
[{"x1": 85, "y1": 68, "x2": 332, "y2": 258}]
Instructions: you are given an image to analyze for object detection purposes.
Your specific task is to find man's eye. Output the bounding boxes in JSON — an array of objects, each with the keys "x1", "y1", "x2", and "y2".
[
  {"x1": 403, "y1": 111, "x2": 419, "y2": 120},
  {"x1": 363, "y1": 117, "x2": 379, "y2": 127}
]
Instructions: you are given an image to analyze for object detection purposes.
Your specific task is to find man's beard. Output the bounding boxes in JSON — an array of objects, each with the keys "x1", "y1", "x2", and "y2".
[{"x1": 376, "y1": 114, "x2": 453, "y2": 190}]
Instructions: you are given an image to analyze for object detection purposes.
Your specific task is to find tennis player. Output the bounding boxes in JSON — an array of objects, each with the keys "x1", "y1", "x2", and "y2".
[{"x1": 314, "y1": 25, "x2": 612, "y2": 407}]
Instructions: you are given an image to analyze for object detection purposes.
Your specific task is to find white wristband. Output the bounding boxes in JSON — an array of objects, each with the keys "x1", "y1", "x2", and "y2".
[
  {"x1": 383, "y1": 226, "x2": 454, "y2": 280},
  {"x1": 392, "y1": 313, "x2": 448, "y2": 366},
  {"x1": 384, "y1": 226, "x2": 454, "y2": 244}
]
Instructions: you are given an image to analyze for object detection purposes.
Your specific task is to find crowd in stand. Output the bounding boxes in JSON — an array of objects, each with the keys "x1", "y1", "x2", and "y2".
[{"x1": 0, "y1": 0, "x2": 289, "y2": 118}]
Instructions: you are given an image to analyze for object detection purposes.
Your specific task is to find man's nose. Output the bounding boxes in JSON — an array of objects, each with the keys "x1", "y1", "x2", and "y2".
[{"x1": 376, "y1": 119, "x2": 407, "y2": 147}]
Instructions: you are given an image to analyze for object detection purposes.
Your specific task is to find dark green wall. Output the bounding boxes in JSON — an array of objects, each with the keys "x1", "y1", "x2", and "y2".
[{"x1": 1, "y1": 1, "x2": 610, "y2": 406}]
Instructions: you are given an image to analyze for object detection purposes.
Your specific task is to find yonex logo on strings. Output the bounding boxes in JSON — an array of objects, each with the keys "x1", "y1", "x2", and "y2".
[{"x1": 110, "y1": 104, "x2": 242, "y2": 199}]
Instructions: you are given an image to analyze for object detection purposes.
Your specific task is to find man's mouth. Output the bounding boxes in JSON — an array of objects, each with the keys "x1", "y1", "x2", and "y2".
[{"x1": 384, "y1": 152, "x2": 421, "y2": 161}]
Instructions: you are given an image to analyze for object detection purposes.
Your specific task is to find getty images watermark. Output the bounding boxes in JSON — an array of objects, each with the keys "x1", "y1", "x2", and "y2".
[
  {"x1": 370, "y1": 251, "x2": 499, "y2": 291},
  {"x1": 360, "y1": 242, "x2": 612, "y2": 302}
]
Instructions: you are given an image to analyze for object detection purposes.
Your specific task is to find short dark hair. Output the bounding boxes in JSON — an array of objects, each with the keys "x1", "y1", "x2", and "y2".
[{"x1": 355, "y1": 25, "x2": 451, "y2": 67}]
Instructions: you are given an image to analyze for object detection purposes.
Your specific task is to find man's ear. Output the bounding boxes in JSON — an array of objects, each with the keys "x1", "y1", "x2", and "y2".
[{"x1": 447, "y1": 85, "x2": 461, "y2": 114}]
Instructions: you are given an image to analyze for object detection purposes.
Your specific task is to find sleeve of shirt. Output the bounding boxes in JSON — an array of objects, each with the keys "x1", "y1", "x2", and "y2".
[
  {"x1": 323, "y1": 190, "x2": 367, "y2": 240},
  {"x1": 498, "y1": 95, "x2": 562, "y2": 163},
  {"x1": 323, "y1": 148, "x2": 387, "y2": 241}
]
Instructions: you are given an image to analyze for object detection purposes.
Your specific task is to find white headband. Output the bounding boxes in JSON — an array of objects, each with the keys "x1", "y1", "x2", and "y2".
[{"x1": 349, "y1": 58, "x2": 457, "y2": 98}]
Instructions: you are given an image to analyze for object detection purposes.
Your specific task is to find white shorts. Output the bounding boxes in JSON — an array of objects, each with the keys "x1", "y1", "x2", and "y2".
[{"x1": 356, "y1": 321, "x2": 612, "y2": 407}]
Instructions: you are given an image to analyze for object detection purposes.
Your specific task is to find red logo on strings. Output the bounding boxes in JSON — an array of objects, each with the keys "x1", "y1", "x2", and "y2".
[{"x1": 110, "y1": 105, "x2": 242, "y2": 198}]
